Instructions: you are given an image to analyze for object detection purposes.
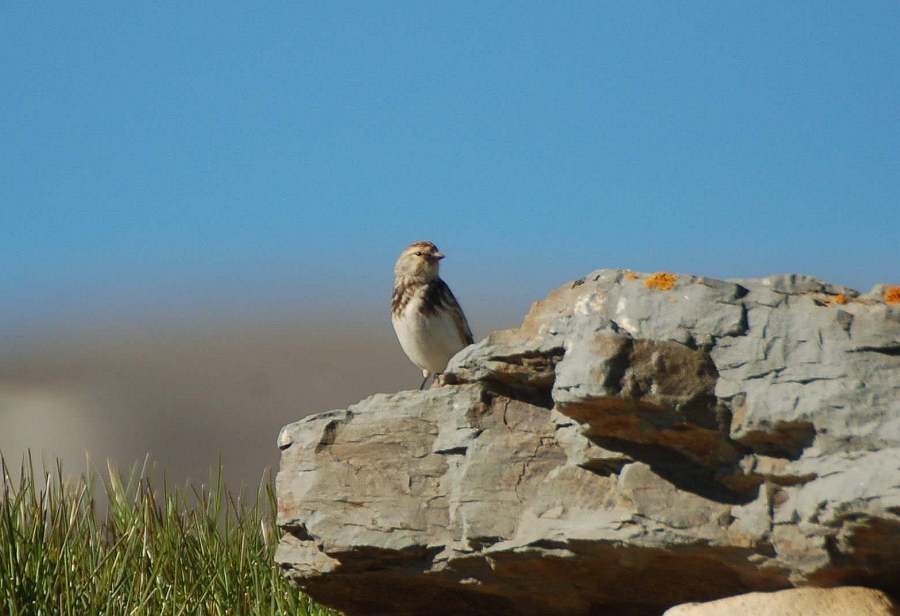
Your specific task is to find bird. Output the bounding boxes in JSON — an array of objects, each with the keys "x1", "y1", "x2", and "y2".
[{"x1": 391, "y1": 241, "x2": 474, "y2": 389}]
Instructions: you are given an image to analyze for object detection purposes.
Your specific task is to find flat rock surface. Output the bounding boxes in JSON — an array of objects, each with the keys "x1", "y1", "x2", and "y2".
[
  {"x1": 664, "y1": 586, "x2": 899, "y2": 616},
  {"x1": 276, "y1": 270, "x2": 900, "y2": 615}
]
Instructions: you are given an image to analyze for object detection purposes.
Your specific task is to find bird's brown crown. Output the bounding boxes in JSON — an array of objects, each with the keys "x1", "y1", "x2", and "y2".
[{"x1": 394, "y1": 241, "x2": 444, "y2": 282}]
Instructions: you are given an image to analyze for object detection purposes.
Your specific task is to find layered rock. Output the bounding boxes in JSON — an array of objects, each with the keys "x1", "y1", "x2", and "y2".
[{"x1": 276, "y1": 270, "x2": 900, "y2": 615}]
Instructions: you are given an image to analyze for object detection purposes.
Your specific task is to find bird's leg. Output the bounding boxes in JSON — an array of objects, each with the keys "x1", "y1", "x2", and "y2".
[{"x1": 419, "y1": 371, "x2": 431, "y2": 390}]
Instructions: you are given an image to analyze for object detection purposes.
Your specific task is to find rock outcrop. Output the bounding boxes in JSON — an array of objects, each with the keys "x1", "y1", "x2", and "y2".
[{"x1": 276, "y1": 270, "x2": 900, "y2": 616}]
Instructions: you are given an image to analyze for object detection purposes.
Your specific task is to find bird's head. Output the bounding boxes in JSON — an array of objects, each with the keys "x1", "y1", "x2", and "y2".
[{"x1": 394, "y1": 241, "x2": 445, "y2": 282}]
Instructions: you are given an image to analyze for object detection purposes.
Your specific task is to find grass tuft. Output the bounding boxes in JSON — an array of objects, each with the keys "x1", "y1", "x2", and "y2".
[{"x1": 0, "y1": 453, "x2": 338, "y2": 616}]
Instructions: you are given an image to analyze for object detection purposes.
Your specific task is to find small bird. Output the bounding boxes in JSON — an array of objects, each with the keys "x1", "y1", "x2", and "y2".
[{"x1": 391, "y1": 241, "x2": 474, "y2": 389}]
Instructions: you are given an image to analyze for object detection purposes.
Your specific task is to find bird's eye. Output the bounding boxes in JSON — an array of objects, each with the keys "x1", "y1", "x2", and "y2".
[{"x1": 414, "y1": 252, "x2": 422, "y2": 256}]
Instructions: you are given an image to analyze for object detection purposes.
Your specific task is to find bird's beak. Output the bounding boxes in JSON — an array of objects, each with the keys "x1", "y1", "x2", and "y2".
[{"x1": 433, "y1": 252, "x2": 445, "y2": 261}]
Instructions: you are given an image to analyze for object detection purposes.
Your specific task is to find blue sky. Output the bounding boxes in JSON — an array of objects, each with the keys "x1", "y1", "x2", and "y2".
[{"x1": 3, "y1": 2, "x2": 898, "y2": 338}]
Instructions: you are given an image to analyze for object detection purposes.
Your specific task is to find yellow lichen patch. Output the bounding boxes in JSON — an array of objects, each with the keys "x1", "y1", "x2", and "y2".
[
  {"x1": 885, "y1": 286, "x2": 900, "y2": 305},
  {"x1": 644, "y1": 272, "x2": 678, "y2": 291},
  {"x1": 624, "y1": 271, "x2": 640, "y2": 281},
  {"x1": 834, "y1": 293, "x2": 848, "y2": 305}
]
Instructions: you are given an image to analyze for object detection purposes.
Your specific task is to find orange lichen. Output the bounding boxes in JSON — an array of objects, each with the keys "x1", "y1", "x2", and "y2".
[
  {"x1": 885, "y1": 286, "x2": 900, "y2": 305},
  {"x1": 644, "y1": 272, "x2": 678, "y2": 291},
  {"x1": 624, "y1": 271, "x2": 640, "y2": 281},
  {"x1": 834, "y1": 293, "x2": 848, "y2": 305}
]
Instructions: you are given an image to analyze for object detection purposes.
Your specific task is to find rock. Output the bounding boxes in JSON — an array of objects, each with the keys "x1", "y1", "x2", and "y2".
[
  {"x1": 664, "y1": 586, "x2": 899, "y2": 615},
  {"x1": 276, "y1": 270, "x2": 900, "y2": 615}
]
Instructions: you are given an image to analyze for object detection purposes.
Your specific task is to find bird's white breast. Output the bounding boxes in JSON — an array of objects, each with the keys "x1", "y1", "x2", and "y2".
[{"x1": 392, "y1": 291, "x2": 467, "y2": 374}]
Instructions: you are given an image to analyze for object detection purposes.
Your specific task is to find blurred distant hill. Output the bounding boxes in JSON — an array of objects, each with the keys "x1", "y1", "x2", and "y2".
[{"x1": 0, "y1": 319, "x2": 437, "y2": 487}]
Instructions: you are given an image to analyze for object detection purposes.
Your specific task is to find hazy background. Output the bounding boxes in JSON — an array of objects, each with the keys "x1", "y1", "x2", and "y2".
[{"x1": 2, "y1": 3, "x2": 898, "y2": 487}]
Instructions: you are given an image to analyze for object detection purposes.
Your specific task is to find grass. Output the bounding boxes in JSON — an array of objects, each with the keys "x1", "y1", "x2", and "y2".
[{"x1": 0, "y1": 455, "x2": 339, "y2": 616}]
